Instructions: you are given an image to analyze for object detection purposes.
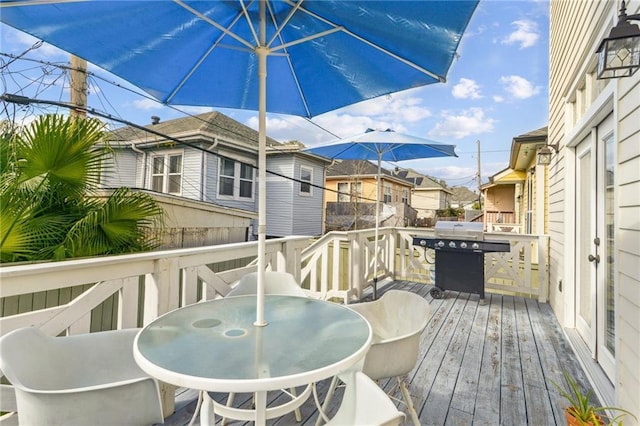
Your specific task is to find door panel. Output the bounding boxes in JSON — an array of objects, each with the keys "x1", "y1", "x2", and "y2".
[{"x1": 575, "y1": 114, "x2": 615, "y2": 381}]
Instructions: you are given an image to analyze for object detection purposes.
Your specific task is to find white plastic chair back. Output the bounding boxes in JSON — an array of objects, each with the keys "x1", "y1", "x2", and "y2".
[
  {"x1": 326, "y1": 371, "x2": 405, "y2": 426},
  {"x1": 348, "y1": 290, "x2": 431, "y2": 380},
  {"x1": 0, "y1": 327, "x2": 163, "y2": 426},
  {"x1": 228, "y1": 271, "x2": 307, "y2": 297}
]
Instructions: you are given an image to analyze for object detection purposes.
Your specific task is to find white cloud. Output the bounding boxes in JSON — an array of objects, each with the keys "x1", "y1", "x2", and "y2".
[
  {"x1": 131, "y1": 98, "x2": 163, "y2": 110},
  {"x1": 493, "y1": 95, "x2": 505, "y2": 103},
  {"x1": 452, "y1": 78, "x2": 482, "y2": 100},
  {"x1": 500, "y1": 75, "x2": 541, "y2": 99},
  {"x1": 179, "y1": 105, "x2": 214, "y2": 115},
  {"x1": 12, "y1": 30, "x2": 65, "y2": 58},
  {"x1": 502, "y1": 20, "x2": 539, "y2": 49},
  {"x1": 428, "y1": 108, "x2": 496, "y2": 139},
  {"x1": 342, "y1": 92, "x2": 432, "y2": 124}
]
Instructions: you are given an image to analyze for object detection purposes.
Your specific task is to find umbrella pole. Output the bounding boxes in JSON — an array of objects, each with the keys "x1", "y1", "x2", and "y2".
[
  {"x1": 373, "y1": 152, "x2": 381, "y2": 300},
  {"x1": 255, "y1": 0, "x2": 267, "y2": 327}
]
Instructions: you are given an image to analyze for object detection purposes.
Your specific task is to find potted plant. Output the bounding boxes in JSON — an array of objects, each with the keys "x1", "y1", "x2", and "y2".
[{"x1": 554, "y1": 370, "x2": 636, "y2": 426}]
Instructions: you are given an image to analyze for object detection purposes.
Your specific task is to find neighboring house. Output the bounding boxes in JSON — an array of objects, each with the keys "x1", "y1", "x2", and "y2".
[
  {"x1": 548, "y1": 1, "x2": 639, "y2": 420},
  {"x1": 323, "y1": 160, "x2": 416, "y2": 231},
  {"x1": 392, "y1": 168, "x2": 452, "y2": 221},
  {"x1": 480, "y1": 126, "x2": 548, "y2": 234},
  {"x1": 481, "y1": 168, "x2": 524, "y2": 232},
  {"x1": 265, "y1": 142, "x2": 331, "y2": 237},
  {"x1": 103, "y1": 112, "x2": 326, "y2": 241},
  {"x1": 450, "y1": 186, "x2": 479, "y2": 209}
]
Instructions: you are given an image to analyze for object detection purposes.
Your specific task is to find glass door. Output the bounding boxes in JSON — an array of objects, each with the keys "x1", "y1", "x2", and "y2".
[{"x1": 575, "y1": 114, "x2": 616, "y2": 381}]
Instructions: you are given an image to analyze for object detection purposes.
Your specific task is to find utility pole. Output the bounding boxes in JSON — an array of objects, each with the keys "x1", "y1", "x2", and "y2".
[
  {"x1": 69, "y1": 55, "x2": 87, "y2": 118},
  {"x1": 476, "y1": 140, "x2": 482, "y2": 209}
]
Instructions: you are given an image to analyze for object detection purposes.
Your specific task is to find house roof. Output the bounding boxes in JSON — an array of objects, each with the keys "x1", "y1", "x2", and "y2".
[
  {"x1": 509, "y1": 126, "x2": 548, "y2": 170},
  {"x1": 480, "y1": 167, "x2": 526, "y2": 190},
  {"x1": 450, "y1": 186, "x2": 479, "y2": 204},
  {"x1": 325, "y1": 160, "x2": 413, "y2": 187},
  {"x1": 393, "y1": 168, "x2": 452, "y2": 193},
  {"x1": 107, "y1": 111, "x2": 281, "y2": 148}
]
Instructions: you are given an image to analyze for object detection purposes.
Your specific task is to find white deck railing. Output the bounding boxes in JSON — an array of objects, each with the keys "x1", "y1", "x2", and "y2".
[{"x1": 0, "y1": 227, "x2": 548, "y2": 418}]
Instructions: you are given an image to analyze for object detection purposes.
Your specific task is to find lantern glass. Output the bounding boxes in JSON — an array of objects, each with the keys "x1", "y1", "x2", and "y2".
[{"x1": 597, "y1": 32, "x2": 640, "y2": 79}]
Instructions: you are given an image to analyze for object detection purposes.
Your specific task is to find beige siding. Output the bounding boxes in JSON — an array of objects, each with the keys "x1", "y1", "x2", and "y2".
[{"x1": 549, "y1": 0, "x2": 640, "y2": 421}]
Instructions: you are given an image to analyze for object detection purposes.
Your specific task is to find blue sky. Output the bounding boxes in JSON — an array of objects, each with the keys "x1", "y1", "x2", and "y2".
[{"x1": 0, "y1": 0, "x2": 550, "y2": 190}]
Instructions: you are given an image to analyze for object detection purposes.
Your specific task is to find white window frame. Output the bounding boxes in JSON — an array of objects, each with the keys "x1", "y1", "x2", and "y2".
[
  {"x1": 217, "y1": 157, "x2": 254, "y2": 201},
  {"x1": 300, "y1": 165, "x2": 313, "y2": 196},
  {"x1": 150, "y1": 151, "x2": 183, "y2": 195},
  {"x1": 337, "y1": 181, "x2": 362, "y2": 202},
  {"x1": 402, "y1": 188, "x2": 409, "y2": 204},
  {"x1": 383, "y1": 183, "x2": 392, "y2": 203}
]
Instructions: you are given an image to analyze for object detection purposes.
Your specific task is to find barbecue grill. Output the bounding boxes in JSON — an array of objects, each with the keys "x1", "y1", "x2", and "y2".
[{"x1": 413, "y1": 221, "x2": 510, "y2": 302}]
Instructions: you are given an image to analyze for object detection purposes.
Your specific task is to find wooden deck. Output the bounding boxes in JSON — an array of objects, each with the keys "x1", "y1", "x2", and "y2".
[{"x1": 162, "y1": 280, "x2": 600, "y2": 425}]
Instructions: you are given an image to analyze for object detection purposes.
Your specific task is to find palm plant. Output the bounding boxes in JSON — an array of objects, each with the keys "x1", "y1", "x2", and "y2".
[{"x1": 1, "y1": 114, "x2": 164, "y2": 263}]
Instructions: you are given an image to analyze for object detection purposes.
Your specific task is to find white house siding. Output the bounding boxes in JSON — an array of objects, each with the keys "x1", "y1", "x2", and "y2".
[
  {"x1": 291, "y1": 157, "x2": 325, "y2": 237},
  {"x1": 101, "y1": 149, "x2": 138, "y2": 188},
  {"x1": 181, "y1": 148, "x2": 203, "y2": 201},
  {"x1": 549, "y1": 0, "x2": 640, "y2": 420},
  {"x1": 265, "y1": 155, "x2": 294, "y2": 237}
]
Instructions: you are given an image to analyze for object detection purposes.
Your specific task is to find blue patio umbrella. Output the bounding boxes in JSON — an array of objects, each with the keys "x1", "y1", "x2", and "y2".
[
  {"x1": 1, "y1": 0, "x2": 478, "y2": 326},
  {"x1": 304, "y1": 129, "x2": 457, "y2": 298}
]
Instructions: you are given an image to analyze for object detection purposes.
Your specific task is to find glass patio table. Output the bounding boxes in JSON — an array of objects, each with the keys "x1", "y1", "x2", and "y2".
[{"x1": 133, "y1": 295, "x2": 372, "y2": 425}]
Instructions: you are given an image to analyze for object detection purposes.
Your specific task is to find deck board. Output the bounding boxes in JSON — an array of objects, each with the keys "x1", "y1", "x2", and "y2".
[{"x1": 160, "y1": 281, "x2": 601, "y2": 425}]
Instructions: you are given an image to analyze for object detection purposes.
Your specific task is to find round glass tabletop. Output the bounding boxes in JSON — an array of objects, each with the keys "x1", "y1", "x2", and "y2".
[{"x1": 134, "y1": 295, "x2": 371, "y2": 392}]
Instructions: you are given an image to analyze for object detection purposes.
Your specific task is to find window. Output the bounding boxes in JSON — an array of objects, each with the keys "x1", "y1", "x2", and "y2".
[
  {"x1": 337, "y1": 181, "x2": 361, "y2": 202},
  {"x1": 218, "y1": 158, "x2": 254, "y2": 200},
  {"x1": 300, "y1": 166, "x2": 312, "y2": 195},
  {"x1": 402, "y1": 188, "x2": 409, "y2": 204},
  {"x1": 337, "y1": 182, "x2": 349, "y2": 202},
  {"x1": 150, "y1": 153, "x2": 182, "y2": 194},
  {"x1": 383, "y1": 184, "x2": 392, "y2": 203}
]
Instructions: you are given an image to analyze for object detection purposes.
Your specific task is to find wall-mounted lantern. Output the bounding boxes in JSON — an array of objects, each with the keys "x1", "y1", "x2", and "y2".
[
  {"x1": 537, "y1": 143, "x2": 560, "y2": 166},
  {"x1": 596, "y1": 0, "x2": 640, "y2": 79}
]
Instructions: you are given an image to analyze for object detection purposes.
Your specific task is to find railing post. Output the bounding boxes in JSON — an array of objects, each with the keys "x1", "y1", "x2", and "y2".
[
  {"x1": 539, "y1": 235, "x2": 550, "y2": 303},
  {"x1": 348, "y1": 232, "x2": 363, "y2": 299},
  {"x1": 388, "y1": 229, "x2": 397, "y2": 279}
]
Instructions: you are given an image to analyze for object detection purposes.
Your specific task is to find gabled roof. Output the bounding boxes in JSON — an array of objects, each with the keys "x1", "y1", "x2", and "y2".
[
  {"x1": 107, "y1": 111, "x2": 281, "y2": 148},
  {"x1": 451, "y1": 186, "x2": 479, "y2": 203},
  {"x1": 325, "y1": 160, "x2": 413, "y2": 187},
  {"x1": 509, "y1": 126, "x2": 548, "y2": 170},
  {"x1": 393, "y1": 168, "x2": 451, "y2": 193},
  {"x1": 480, "y1": 167, "x2": 526, "y2": 190}
]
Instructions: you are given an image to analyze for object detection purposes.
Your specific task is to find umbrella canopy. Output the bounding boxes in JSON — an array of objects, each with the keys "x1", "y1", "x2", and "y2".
[
  {"x1": 304, "y1": 129, "x2": 457, "y2": 298},
  {"x1": 305, "y1": 129, "x2": 457, "y2": 161},
  {"x1": 1, "y1": 0, "x2": 478, "y2": 325}
]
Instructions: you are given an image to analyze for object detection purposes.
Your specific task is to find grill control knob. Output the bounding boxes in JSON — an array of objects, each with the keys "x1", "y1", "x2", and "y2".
[
  {"x1": 437, "y1": 241, "x2": 445, "y2": 248},
  {"x1": 472, "y1": 243, "x2": 480, "y2": 250},
  {"x1": 460, "y1": 242, "x2": 468, "y2": 249},
  {"x1": 449, "y1": 241, "x2": 456, "y2": 248},
  {"x1": 419, "y1": 239, "x2": 426, "y2": 247}
]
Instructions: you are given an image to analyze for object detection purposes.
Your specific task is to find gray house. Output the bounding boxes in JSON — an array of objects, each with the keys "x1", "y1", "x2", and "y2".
[
  {"x1": 102, "y1": 112, "x2": 327, "y2": 241},
  {"x1": 266, "y1": 142, "x2": 331, "y2": 238}
]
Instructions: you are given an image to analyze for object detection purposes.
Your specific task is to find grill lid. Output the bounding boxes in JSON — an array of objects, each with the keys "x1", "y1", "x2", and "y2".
[{"x1": 434, "y1": 221, "x2": 484, "y2": 240}]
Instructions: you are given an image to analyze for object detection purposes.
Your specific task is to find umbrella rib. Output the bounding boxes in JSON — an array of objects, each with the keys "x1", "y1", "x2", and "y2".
[
  {"x1": 174, "y1": 0, "x2": 255, "y2": 51},
  {"x1": 238, "y1": 0, "x2": 259, "y2": 46},
  {"x1": 167, "y1": 0, "x2": 254, "y2": 104},
  {"x1": 266, "y1": 0, "x2": 303, "y2": 48},
  {"x1": 289, "y1": 1, "x2": 445, "y2": 83}
]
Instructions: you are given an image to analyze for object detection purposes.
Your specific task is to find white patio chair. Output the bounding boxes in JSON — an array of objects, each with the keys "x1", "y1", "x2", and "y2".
[
  {"x1": 0, "y1": 327, "x2": 164, "y2": 426},
  {"x1": 324, "y1": 371, "x2": 405, "y2": 426},
  {"x1": 222, "y1": 270, "x2": 307, "y2": 423},
  {"x1": 226, "y1": 271, "x2": 307, "y2": 297},
  {"x1": 321, "y1": 290, "x2": 431, "y2": 426}
]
